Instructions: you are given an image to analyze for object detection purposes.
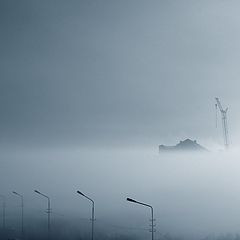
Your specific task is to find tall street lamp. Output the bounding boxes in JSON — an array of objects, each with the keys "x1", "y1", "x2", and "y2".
[
  {"x1": 127, "y1": 197, "x2": 155, "y2": 240},
  {"x1": 34, "y1": 190, "x2": 51, "y2": 239},
  {"x1": 12, "y1": 191, "x2": 24, "y2": 238},
  {"x1": 77, "y1": 190, "x2": 95, "y2": 240}
]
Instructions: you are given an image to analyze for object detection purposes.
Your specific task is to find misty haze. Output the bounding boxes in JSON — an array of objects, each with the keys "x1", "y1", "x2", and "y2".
[{"x1": 1, "y1": 1, "x2": 240, "y2": 240}]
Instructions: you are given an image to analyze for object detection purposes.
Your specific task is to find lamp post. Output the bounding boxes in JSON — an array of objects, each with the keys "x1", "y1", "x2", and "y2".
[
  {"x1": 12, "y1": 191, "x2": 24, "y2": 238},
  {"x1": 0, "y1": 195, "x2": 5, "y2": 230},
  {"x1": 127, "y1": 197, "x2": 155, "y2": 240},
  {"x1": 34, "y1": 190, "x2": 51, "y2": 239},
  {"x1": 77, "y1": 191, "x2": 95, "y2": 240}
]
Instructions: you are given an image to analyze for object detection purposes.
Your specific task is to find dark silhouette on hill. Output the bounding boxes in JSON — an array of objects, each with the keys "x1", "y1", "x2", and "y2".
[{"x1": 159, "y1": 139, "x2": 208, "y2": 152}]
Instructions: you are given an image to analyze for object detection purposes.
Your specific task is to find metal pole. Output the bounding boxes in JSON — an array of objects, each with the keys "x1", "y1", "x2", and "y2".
[
  {"x1": 77, "y1": 191, "x2": 95, "y2": 240},
  {"x1": 150, "y1": 206, "x2": 154, "y2": 240},
  {"x1": 127, "y1": 198, "x2": 155, "y2": 240},
  {"x1": 91, "y1": 201, "x2": 94, "y2": 240},
  {"x1": 3, "y1": 199, "x2": 5, "y2": 230},
  {"x1": 215, "y1": 103, "x2": 218, "y2": 128},
  {"x1": 13, "y1": 192, "x2": 24, "y2": 238},
  {"x1": 18, "y1": 194, "x2": 24, "y2": 238},
  {"x1": 21, "y1": 196, "x2": 24, "y2": 238},
  {"x1": 215, "y1": 98, "x2": 229, "y2": 148},
  {"x1": 0, "y1": 195, "x2": 6, "y2": 230},
  {"x1": 47, "y1": 197, "x2": 51, "y2": 240},
  {"x1": 34, "y1": 190, "x2": 51, "y2": 239},
  {"x1": 222, "y1": 112, "x2": 229, "y2": 148}
]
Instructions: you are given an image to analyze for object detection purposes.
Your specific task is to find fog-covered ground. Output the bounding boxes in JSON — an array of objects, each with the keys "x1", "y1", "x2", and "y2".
[{"x1": 1, "y1": 145, "x2": 240, "y2": 239}]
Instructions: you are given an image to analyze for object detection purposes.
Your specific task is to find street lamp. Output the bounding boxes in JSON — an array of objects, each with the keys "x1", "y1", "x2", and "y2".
[
  {"x1": 12, "y1": 191, "x2": 24, "y2": 238},
  {"x1": 127, "y1": 197, "x2": 155, "y2": 240},
  {"x1": 0, "y1": 195, "x2": 6, "y2": 230},
  {"x1": 77, "y1": 191, "x2": 95, "y2": 240},
  {"x1": 34, "y1": 190, "x2": 51, "y2": 239}
]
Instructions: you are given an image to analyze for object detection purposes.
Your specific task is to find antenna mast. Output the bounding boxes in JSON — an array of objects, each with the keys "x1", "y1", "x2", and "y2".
[{"x1": 215, "y1": 97, "x2": 229, "y2": 148}]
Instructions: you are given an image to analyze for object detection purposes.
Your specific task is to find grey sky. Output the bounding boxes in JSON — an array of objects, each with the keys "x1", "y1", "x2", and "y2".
[{"x1": 1, "y1": 0, "x2": 240, "y2": 149}]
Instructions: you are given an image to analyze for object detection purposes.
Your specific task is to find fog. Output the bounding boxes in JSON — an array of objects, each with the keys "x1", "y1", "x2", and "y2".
[
  {"x1": 1, "y1": 147, "x2": 240, "y2": 239},
  {"x1": 1, "y1": 0, "x2": 240, "y2": 239}
]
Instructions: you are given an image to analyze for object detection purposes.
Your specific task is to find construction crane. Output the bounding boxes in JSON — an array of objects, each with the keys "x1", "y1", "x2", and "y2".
[{"x1": 215, "y1": 97, "x2": 229, "y2": 148}]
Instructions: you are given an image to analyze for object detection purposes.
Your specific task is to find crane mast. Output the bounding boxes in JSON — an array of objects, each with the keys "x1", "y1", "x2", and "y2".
[{"x1": 215, "y1": 97, "x2": 229, "y2": 148}]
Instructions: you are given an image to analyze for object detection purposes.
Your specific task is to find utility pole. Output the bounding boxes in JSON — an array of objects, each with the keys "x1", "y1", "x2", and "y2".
[{"x1": 215, "y1": 97, "x2": 229, "y2": 148}]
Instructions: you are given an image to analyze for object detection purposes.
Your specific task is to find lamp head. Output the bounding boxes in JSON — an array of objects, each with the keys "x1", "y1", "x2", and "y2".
[
  {"x1": 127, "y1": 198, "x2": 137, "y2": 203},
  {"x1": 34, "y1": 190, "x2": 40, "y2": 194},
  {"x1": 77, "y1": 191, "x2": 85, "y2": 196}
]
